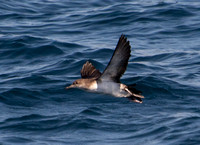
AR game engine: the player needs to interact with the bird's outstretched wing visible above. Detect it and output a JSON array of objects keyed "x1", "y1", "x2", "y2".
[
  {"x1": 81, "y1": 61, "x2": 101, "y2": 79},
  {"x1": 99, "y1": 35, "x2": 131, "y2": 83}
]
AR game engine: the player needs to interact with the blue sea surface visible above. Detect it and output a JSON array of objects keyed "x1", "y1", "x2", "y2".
[{"x1": 0, "y1": 0, "x2": 200, "y2": 144}]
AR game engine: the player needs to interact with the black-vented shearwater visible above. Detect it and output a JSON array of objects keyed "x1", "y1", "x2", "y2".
[{"x1": 66, "y1": 35, "x2": 144, "y2": 103}]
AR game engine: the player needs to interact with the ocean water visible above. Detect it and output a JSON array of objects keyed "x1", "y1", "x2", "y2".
[{"x1": 0, "y1": 0, "x2": 200, "y2": 144}]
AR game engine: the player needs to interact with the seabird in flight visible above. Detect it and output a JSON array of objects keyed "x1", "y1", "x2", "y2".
[{"x1": 66, "y1": 35, "x2": 144, "y2": 103}]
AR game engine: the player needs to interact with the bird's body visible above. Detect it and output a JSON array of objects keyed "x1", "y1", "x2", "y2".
[{"x1": 66, "y1": 35, "x2": 144, "y2": 103}]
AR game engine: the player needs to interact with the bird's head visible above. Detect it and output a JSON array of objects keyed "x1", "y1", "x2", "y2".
[
  {"x1": 66, "y1": 79, "x2": 85, "y2": 89},
  {"x1": 66, "y1": 79, "x2": 95, "y2": 90}
]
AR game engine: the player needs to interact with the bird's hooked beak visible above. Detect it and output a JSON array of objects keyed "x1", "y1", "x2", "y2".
[{"x1": 66, "y1": 84, "x2": 75, "y2": 89}]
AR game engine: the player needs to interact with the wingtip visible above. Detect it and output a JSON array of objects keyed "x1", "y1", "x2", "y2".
[
  {"x1": 119, "y1": 34, "x2": 129, "y2": 44},
  {"x1": 120, "y1": 34, "x2": 125, "y2": 39},
  {"x1": 85, "y1": 61, "x2": 90, "y2": 64},
  {"x1": 83, "y1": 61, "x2": 92, "y2": 68}
]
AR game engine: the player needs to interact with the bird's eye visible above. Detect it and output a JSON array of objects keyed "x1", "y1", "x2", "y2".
[{"x1": 73, "y1": 81, "x2": 78, "y2": 85}]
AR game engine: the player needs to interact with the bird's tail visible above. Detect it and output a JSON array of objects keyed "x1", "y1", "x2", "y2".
[
  {"x1": 127, "y1": 86, "x2": 144, "y2": 98},
  {"x1": 125, "y1": 86, "x2": 144, "y2": 103}
]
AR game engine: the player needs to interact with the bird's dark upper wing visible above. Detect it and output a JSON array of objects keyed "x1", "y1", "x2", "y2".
[
  {"x1": 81, "y1": 61, "x2": 101, "y2": 79},
  {"x1": 98, "y1": 35, "x2": 131, "y2": 83}
]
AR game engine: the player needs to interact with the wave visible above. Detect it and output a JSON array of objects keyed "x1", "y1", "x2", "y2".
[{"x1": 1, "y1": 0, "x2": 200, "y2": 144}]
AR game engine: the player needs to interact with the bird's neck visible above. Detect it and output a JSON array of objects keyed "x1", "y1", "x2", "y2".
[{"x1": 82, "y1": 79, "x2": 98, "y2": 90}]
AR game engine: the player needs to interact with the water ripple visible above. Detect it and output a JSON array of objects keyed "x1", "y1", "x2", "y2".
[{"x1": 0, "y1": 0, "x2": 200, "y2": 144}]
